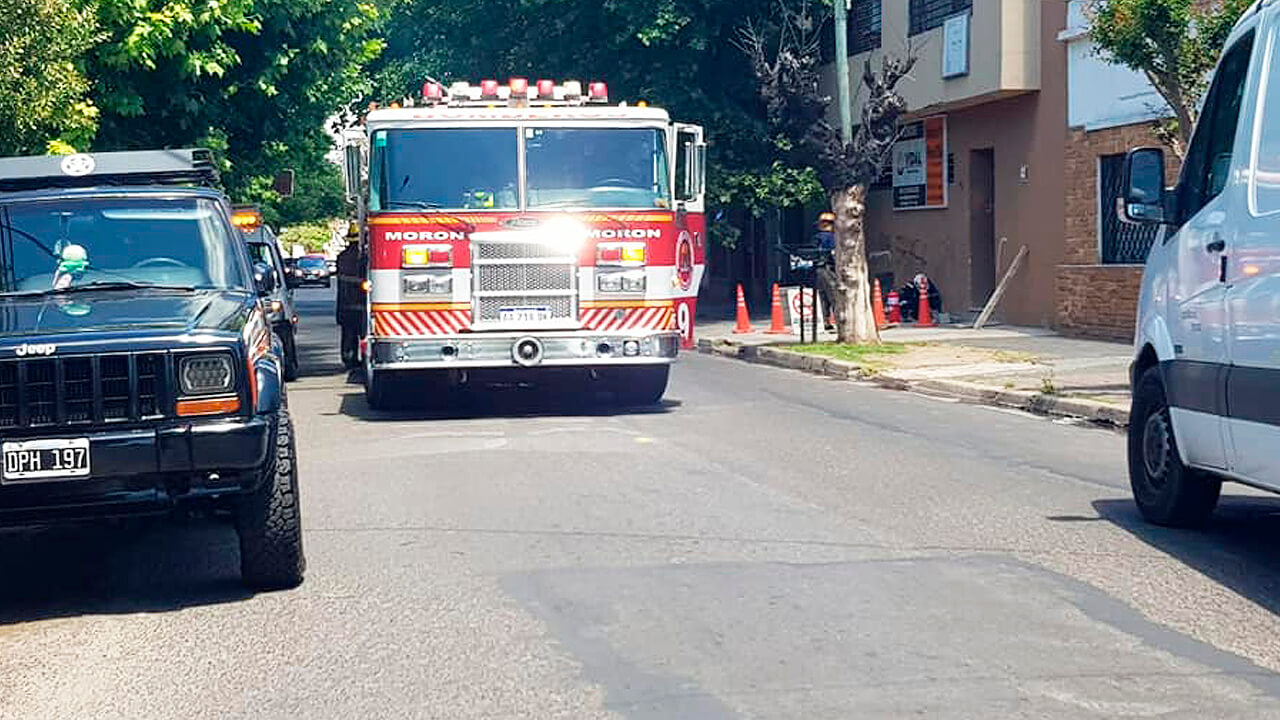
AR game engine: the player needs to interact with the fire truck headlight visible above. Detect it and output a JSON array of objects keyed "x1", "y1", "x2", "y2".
[
  {"x1": 597, "y1": 272, "x2": 623, "y2": 293},
  {"x1": 404, "y1": 271, "x2": 452, "y2": 296},
  {"x1": 597, "y1": 270, "x2": 645, "y2": 293}
]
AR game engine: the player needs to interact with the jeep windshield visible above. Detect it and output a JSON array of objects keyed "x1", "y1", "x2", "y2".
[
  {"x1": 368, "y1": 126, "x2": 671, "y2": 211},
  {"x1": 0, "y1": 197, "x2": 249, "y2": 295}
]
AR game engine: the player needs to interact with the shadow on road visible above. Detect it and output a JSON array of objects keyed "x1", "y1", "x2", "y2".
[
  {"x1": 1094, "y1": 494, "x2": 1280, "y2": 618},
  {"x1": 337, "y1": 385, "x2": 680, "y2": 422},
  {"x1": 0, "y1": 517, "x2": 252, "y2": 626}
]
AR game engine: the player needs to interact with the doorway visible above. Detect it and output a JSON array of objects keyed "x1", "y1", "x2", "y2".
[{"x1": 969, "y1": 149, "x2": 996, "y2": 309}]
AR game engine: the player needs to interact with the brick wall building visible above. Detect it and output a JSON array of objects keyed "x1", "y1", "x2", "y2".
[{"x1": 1057, "y1": 123, "x2": 1181, "y2": 339}]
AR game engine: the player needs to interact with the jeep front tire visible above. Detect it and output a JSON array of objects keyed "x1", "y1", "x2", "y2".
[{"x1": 235, "y1": 407, "x2": 306, "y2": 590}]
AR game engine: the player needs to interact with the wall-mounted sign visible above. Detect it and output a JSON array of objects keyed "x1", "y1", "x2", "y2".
[
  {"x1": 943, "y1": 11, "x2": 970, "y2": 79},
  {"x1": 892, "y1": 116, "x2": 948, "y2": 211}
]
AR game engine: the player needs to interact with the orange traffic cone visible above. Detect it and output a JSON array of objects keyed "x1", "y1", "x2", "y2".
[
  {"x1": 917, "y1": 277, "x2": 936, "y2": 327},
  {"x1": 872, "y1": 278, "x2": 887, "y2": 329},
  {"x1": 732, "y1": 283, "x2": 754, "y2": 334},
  {"x1": 765, "y1": 283, "x2": 788, "y2": 334}
]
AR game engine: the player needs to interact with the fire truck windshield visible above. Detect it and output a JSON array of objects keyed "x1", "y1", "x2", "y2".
[
  {"x1": 369, "y1": 126, "x2": 671, "y2": 212},
  {"x1": 525, "y1": 127, "x2": 670, "y2": 209},
  {"x1": 370, "y1": 128, "x2": 520, "y2": 211}
]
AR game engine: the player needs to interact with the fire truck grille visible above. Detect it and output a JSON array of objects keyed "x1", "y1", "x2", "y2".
[
  {"x1": 0, "y1": 352, "x2": 168, "y2": 430},
  {"x1": 475, "y1": 296, "x2": 575, "y2": 322},
  {"x1": 475, "y1": 264, "x2": 574, "y2": 293},
  {"x1": 471, "y1": 236, "x2": 578, "y2": 325},
  {"x1": 475, "y1": 241, "x2": 573, "y2": 261}
]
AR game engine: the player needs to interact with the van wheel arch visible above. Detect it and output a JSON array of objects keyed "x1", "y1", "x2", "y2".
[{"x1": 1133, "y1": 344, "x2": 1160, "y2": 390}]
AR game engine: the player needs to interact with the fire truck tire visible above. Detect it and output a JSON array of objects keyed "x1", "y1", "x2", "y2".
[
  {"x1": 612, "y1": 365, "x2": 670, "y2": 406},
  {"x1": 366, "y1": 369, "x2": 397, "y2": 410},
  {"x1": 235, "y1": 407, "x2": 305, "y2": 591}
]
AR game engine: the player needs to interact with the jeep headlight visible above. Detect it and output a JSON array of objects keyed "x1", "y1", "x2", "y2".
[
  {"x1": 179, "y1": 354, "x2": 235, "y2": 395},
  {"x1": 403, "y1": 271, "x2": 452, "y2": 296}
]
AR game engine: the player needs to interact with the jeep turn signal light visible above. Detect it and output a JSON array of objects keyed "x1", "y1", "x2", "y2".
[{"x1": 176, "y1": 396, "x2": 241, "y2": 417}]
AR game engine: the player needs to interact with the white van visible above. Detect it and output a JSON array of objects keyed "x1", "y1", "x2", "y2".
[{"x1": 1122, "y1": 0, "x2": 1280, "y2": 525}]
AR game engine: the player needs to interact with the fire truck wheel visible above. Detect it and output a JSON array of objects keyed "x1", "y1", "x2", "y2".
[
  {"x1": 235, "y1": 407, "x2": 305, "y2": 591},
  {"x1": 366, "y1": 369, "x2": 398, "y2": 410},
  {"x1": 612, "y1": 365, "x2": 670, "y2": 406}
]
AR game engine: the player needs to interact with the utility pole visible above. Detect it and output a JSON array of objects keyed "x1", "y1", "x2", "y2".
[{"x1": 833, "y1": 0, "x2": 853, "y2": 144}]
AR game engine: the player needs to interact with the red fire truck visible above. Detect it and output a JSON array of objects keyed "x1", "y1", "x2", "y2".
[{"x1": 340, "y1": 78, "x2": 706, "y2": 408}]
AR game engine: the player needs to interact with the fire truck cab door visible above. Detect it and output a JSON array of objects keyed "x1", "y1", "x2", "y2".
[{"x1": 674, "y1": 124, "x2": 706, "y2": 212}]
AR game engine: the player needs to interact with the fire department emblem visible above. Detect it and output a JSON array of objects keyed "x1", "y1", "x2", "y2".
[{"x1": 676, "y1": 231, "x2": 694, "y2": 291}]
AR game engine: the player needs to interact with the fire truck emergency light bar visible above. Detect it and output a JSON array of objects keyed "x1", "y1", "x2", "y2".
[
  {"x1": 420, "y1": 78, "x2": 611, "y2": 108},
  {"x1": 0, "y1": 148, "x2": 219, "y2": 192}
]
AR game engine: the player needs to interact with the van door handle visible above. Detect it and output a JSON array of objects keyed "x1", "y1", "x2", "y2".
[{"x1": 1206, "y1": 236, "x2": 1226, "y2": 253}]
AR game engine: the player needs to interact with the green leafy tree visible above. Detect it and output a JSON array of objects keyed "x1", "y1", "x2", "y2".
[
  {"x1": 1088, "y1": 0, "x2": 1252, "y2": 158},
  {"x1": 279, "y1": 222, "x2": 335, "y2": 253},
  {"x1": 0, "y1": 0, "x2": 100, "y2": 155},
  {"x1": 84, "y1": 0, "x2": 382, "y2": 222}
]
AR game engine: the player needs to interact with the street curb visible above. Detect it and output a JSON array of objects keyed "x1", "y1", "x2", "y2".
[{"x1": 696, "y1": 338, "x2": 1129, "y2": 428}]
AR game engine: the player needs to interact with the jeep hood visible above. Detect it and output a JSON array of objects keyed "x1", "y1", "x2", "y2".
[{"x1": 0, "y1": 289, "x2": 254, "y2": 339}]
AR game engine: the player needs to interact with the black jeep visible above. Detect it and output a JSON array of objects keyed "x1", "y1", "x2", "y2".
[{"x1": 0, "y1": 149, "x2": 304, "y2": 590}]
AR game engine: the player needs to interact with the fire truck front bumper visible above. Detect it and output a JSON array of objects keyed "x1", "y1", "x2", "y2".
[{"x1": 369, "y1": 330, "x2": 680, "y2": 370}]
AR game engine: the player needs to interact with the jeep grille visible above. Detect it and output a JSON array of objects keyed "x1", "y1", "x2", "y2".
[{"x1": 0, "y1": 352, "x2": 167, "y2": 429}]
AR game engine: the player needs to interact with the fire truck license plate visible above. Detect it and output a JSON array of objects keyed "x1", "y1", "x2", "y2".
[
  {"x1": 499, "y1": 306, "x2": 552, "y2": 323},
  {"x1": 2, "y1": 438, "x2": 91, "y2": 482}
]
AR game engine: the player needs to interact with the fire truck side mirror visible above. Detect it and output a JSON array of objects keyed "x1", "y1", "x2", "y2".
[
  {"x1": 676, "y1": 130, "x2": 697, "y2": 203},
  {"x1": 343, "y1": 144, "x2": 362, "y2": 201}
]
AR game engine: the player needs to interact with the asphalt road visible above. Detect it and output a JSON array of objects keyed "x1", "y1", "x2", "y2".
[{"x1": 6, "y1": 288, "x2": 1280, "y2": 718}]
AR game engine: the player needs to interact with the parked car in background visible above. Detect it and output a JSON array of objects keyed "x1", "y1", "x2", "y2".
[{"x1": 295, "y1": 255, "x2": 331, "y2": 288}]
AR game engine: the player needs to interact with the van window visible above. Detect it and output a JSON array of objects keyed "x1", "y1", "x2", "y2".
[
  {"x1": 1254, "y1": 28, "x2": 1280, "y2": 214},
  {"x1": 1181, "y1": 32, "x2": 1255, "y2": 218}
]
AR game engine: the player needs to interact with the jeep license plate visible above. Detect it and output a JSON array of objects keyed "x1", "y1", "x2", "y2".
[
  {"x1": 1, "y1": 438, "x2": 90, "y2": 482},
  {"x1": 499, "y1": 306, "x2": 552, "y2": 323}
]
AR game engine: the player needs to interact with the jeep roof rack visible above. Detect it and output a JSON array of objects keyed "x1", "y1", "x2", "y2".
[{"x1": 0, "y1": 149, "x2": 219, "y2": 193}]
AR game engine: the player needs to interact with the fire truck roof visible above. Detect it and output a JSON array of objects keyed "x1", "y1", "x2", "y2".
[{"x1": 364, "y1": 105, "x2": 671, "y2": 127}]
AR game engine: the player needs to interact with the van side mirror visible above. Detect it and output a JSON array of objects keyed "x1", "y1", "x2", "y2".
[{"x1": 1121, "y1": 147, "x2": 1167, "y2": 224}]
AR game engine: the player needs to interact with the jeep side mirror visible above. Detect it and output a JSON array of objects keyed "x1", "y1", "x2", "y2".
[
  {"x1": 1121, "y1": 147, "x2": 1167, "y2": 224},
  {"x1": 253, "y1": 262, "x2": 277, "y2": 295}
]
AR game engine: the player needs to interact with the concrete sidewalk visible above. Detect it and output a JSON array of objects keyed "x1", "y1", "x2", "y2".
[{"x1": 695, "y1": 317, "x2": 1133, "y2": 426}]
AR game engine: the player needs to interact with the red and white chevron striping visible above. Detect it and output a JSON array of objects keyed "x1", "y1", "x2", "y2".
[
  {"x1": 374, "y1": 310, "x2": 471, "y2": 336},
  {"x1": 580, "y1": 306, "x2": 675, "y2": 332}
]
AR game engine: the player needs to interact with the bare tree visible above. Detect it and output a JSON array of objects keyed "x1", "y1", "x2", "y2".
[{"x1": 738, "y1": 0, "x2": 916, "y2": 344}]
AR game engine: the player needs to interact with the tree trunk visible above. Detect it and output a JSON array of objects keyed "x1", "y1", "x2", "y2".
[{"x1": 830, "y1": 184, "x2": 880, "y2": 345}]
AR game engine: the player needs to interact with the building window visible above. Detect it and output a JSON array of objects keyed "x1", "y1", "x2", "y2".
[
  {"x1": 1099, "y1": 153, "x2": 1159, "y2": 264},
  {"x1": 850, "y1": 0, "x2": 882, "y2": 55},
  {"x1": 909, "y1": 0, "x2": 972, "y2": 36}
]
